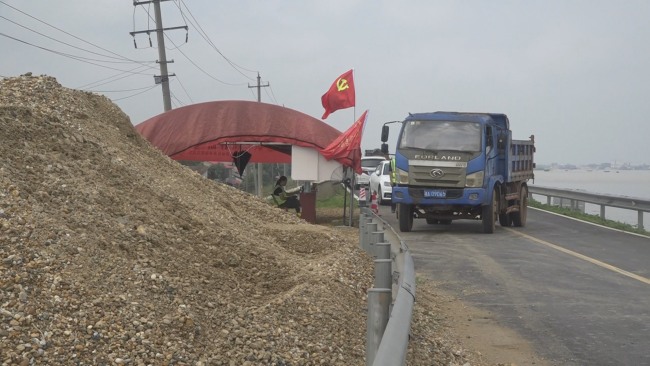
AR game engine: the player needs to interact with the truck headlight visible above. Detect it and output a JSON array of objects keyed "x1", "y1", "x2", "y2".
[
  {"x1": 383, "y1": 181, "x2": 391, "y2": 187},
  {"x1": 465, "y1": 171, "x2": 484, "y2": 188},
  {"x1": 397, "y1": 168, "x2": 409, "y2": 184}
]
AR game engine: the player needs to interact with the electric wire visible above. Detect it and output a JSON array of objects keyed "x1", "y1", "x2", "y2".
[
  {"x1": 139, "y1": 9, "x2": 247, "y2": 86},
  {"x1": 76, "y1": 65, "x2": 152, "y2": 89},
  {"x1": 0, "y1": 1, "x2": 157, "y2": 69},
  {"x1": 170, "y1": 91, "x2": 185, "y2": 107},
  {"x1": 111, "y1": 84, "x2": 159, "y2": 101},
  {"x1": 0, "y1": 32, "x2": 158, "y2": 75},
  {"x1": 175, "y1": 75, "x2": 193, "y2": 103},
  {"x1": 265, "y1": 86, "x2": 279, "y2": 105},
  {"x1": 86, "y1": 85, "x2": 158, "y2": 93},
  {"x1": 248, "y1": 88, "x2": 257, "y2": 100},
  {"x1": 162, "y1": 29, "x2": 247, "y2": 86},
  {"x1": 1, "y1": 15, "x2": 153, "y2": 64},
  {"x1": 177, "y1": 0, "x2": 257, "y2": 80}
]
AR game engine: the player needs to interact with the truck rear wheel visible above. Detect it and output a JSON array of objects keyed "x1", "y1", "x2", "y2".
[
  {"x1": 512, "y1": 186, "x2": 528, "y2": 227},
  {"x1": 398, "y1": 204, "x2": 413, "y2": 232},
  {"x1": 482, "y1": 190, "x2": 497, "y2": 234}
]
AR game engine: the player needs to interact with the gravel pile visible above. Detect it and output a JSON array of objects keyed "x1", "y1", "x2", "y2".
[{"x1": 0, "y1": 74, "x2": 482, "y2": 366}]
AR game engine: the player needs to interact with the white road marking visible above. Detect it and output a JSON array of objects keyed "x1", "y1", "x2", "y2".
[{"x1": 507, "y1": 228, "x2": 650, "y2": 285}]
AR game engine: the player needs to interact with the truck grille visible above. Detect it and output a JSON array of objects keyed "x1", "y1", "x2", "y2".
[{"x1": 409, "y1": 165, "x2": 466, "y2": 188}]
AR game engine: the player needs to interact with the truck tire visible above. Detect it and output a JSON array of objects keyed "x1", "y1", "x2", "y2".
[
  {"x1": 398, "y1": 204, "x2": 413, "y2": 232},
  {"x1": 482, "y1": 190, "x2": 497, "y2": 234},
  {"x1": 512, "y1": 186, "x2": 528, "y2": 227},
  {"x1": 377, "y1": 187, "x2": 383, "y2": 205}
]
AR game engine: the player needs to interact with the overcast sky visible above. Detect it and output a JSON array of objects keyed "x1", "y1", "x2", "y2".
[{"x1": 2, "y1": 1, "x2": 649, "y2": 165}]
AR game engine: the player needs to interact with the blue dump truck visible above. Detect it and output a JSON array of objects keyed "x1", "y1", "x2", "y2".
[{"x1": 380, "y1": 112, "x2": 535, "y2": 233}]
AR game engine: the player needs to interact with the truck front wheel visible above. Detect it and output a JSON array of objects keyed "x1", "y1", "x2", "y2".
[
  {"x1": 398, "y1": 204, "x2": 413, "y2": 232},
  {"x1": 482, "y1": 190, "x2": 497, "y2": 234},
  {"x1": 512, "y1": 186, "x2": 528, "y2": 227}
]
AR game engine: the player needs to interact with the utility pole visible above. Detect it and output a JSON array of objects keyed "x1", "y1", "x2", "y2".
[
  {"x1": 248, "y1": 73, "x2": 270, "y2": 197},
  {"x1": 130, "y1": 0, "x2": 187, "y2": 112}
]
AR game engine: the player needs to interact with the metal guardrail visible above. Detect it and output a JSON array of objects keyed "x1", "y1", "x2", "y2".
[
  {"x1": 528, "y1": 185, "x2": 650, "y2": 230},
  {"x1": 372, "y1": 249, "x2": 415, "y2": 366},
  {"x1": 358, "y1": 206, "x2": 416, "y2": 366}
]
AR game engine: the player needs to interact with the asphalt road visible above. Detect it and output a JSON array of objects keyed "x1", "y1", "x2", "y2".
[{"x1": 378, "y1": 204, "x2": 650, "y2": 366}]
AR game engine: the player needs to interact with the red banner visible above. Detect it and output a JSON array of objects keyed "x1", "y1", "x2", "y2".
[{"x1": 320, "y1": 110, "x2": 368, "y2": 174}]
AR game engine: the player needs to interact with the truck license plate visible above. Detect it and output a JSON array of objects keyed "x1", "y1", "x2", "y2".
[{"x1": 424, "y1": 190, "x2": 446, "y2": 198}]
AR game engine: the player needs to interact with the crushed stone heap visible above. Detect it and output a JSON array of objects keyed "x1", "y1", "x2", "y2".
[{"x1": 0, "y1": 74, "x2": 374, "y2": 365}]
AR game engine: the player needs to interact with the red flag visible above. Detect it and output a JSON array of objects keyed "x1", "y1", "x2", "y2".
[
  {"x1": 320, "y1": 110, "x2": 368, "y2": 174},
  {"x1": 321, "y1": 69, "x2": 355, "y2": 119}
]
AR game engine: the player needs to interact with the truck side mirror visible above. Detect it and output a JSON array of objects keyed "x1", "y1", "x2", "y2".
[
  {"x1": 497, "y1": 132, "x2": 506, "y2": 151},
  {"x1": 381, "y1": 125, "x2": 389, "y2": 142},
  {"x1": 381, "y1": 143, "x2": 389, "y2": 154}
]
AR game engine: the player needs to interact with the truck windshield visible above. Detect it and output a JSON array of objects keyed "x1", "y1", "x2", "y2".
[{"x1": 398, "y1": 120, "x2": 481, "y2": 151}]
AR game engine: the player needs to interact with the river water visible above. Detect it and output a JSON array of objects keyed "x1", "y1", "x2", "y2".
[{"x1": 529, "y1": 169, "x2": 650, "y2": 228}]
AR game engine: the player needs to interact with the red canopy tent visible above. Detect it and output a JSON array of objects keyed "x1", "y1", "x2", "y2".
[{"x1": 135, "y1": 100, "x2": 342, "y2": 164}]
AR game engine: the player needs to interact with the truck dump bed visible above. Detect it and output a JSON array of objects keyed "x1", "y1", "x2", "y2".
[{"x1": 508, "y1": 137, "x2": 535, "y2": 182}]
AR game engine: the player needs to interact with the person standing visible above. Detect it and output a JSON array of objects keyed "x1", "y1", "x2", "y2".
[
  {"x1": 272, "y1": 176, "x2": 302, "y2": 214},
  {"x1": 389, "y1": 156, "x2": 397, "y2": 213}
]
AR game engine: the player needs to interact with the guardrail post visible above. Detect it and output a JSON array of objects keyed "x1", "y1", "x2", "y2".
[
  {"x1": 600, "y1": 204, "x2": 606, "y2": 220},
  {"x1": 374, "y1": 259, "x2": 393, "y2": 289},
  {"x1": 365, "y1": 223, "x2": 377, "y2": 252},
  {"x1": 366, "y1": 288, "x2": 391, "y2": 366},
  {"x1": 547, "y1": 195, "x2": 551, "y2": 205},
  {"x1": 359, "y1": 211, "x2": 367, "y2": 250},
  {"x1": 374, "y1": 242, "x2": 391, "y2": 260},
  {"x1": 370, "y1": 231, "x2": 384, "y2": 256},
  {"x1": 361, "y1": 216, "x2": 372, "y2": 252},
  {"x1": 638, "y1": 210, "x2": 644, "y2": 230}
]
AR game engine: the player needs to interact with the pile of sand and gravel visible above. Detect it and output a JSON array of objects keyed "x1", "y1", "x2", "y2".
[{"x1": 0, "y1": 74, "x2": 482, "y2": 366}]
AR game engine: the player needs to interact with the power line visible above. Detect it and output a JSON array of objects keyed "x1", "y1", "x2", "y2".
[
  {"x1": 177, "y1": 0, "x2": 257, "y2": 80},
  {"x1": 76, "y1": 65, "x2": 152, "y2": 89},
  {"x1": 0, "y1": 32, "x2": 158, "y2": 74},
  {"x1": 86, "y1": 85, "x2": 158, "y2": 93},
  {"x1": 170, "y1": 91, "x2": 184, "y2": 107},
  {"x1": 0, "y1": 1, "x2": 155, "y2": 68},
  {"x1": 175, "y1": 75, "x2": 193, "y2": 103},
  {"x1": 111, "y1": 84, "x2": 160, "y2": 101},
  {"x1": 266, "y1": 85, "x2": 280, "y2": 105},
  {"x1": 137, "y1": 6, "x2": 247, "y2": 87},
  {"x1": 162, "y1": 29, "x2": 247, "y2": 86},
  {"x1": 0, "y1": 15, "x2": 153, "y2": 64}
]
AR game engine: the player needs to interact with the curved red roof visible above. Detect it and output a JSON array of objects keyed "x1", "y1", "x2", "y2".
[{"x1": 135, "y1": 100, "x2": 341, "y2": 163}]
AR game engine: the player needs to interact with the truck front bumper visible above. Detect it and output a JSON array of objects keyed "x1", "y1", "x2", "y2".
[{"x1": 391, "y1": 186, "x2": 487, "y2": 206}]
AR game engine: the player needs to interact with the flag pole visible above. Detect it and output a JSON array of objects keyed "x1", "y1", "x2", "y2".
[{"x1": 349, "y1": 68, "x2": 356, "y2": 227}]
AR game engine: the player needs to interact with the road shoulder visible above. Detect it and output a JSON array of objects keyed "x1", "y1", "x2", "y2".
[{"x1": 411, "y1": 276, "x2": 552, "y2": 366}]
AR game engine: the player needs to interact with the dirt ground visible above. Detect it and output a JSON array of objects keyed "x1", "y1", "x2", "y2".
[{"x1": 1, "y1": 74, "x2": 547, "y2": 365}]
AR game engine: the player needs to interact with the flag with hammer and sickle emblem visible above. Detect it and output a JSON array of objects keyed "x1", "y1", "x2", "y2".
[{"x1": 321, "y1": 69, "x2": 355, "y2": 119}]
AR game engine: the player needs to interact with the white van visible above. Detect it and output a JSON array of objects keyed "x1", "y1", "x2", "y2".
[{"x1": 356, "y1": 156, "x2": 385, "y2": 188}]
